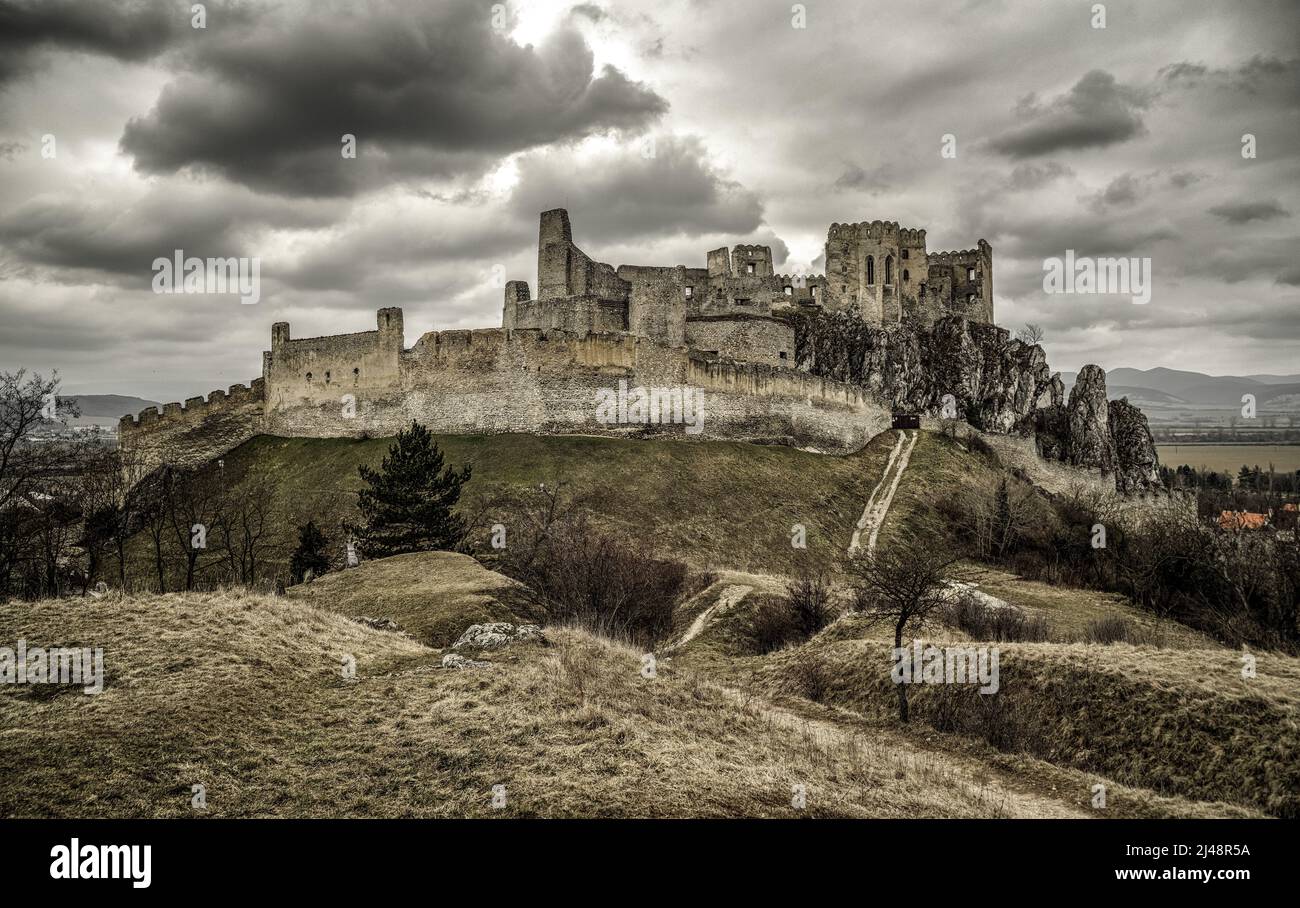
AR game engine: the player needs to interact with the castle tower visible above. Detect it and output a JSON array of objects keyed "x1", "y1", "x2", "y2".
[{"x1": 538, "y1": 208, "x2": 575, "y2": 299}]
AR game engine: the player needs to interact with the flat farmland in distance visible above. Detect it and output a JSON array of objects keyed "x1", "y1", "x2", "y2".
[{"x1": 1157, "y1": 444, "x2": 1300, "y2": 472}]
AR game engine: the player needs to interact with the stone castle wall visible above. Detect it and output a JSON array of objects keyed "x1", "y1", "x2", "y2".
[
  {"x1": 118, "y1": 380, "x2": 267, "y2": 472},
  {"x1": 120, "y1": 312, "x2": 892, "y2": 478}
]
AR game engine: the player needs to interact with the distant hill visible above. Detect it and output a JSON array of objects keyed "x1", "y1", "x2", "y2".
[
  {"x1": 58, "y1": 394, "x2": 160, "y2": 419},
  {"x1": 1060, "y1": 369, "x2": 1300, "y2": 411}
]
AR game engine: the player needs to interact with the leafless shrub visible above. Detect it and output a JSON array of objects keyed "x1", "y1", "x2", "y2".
[
  {"x1": 1083, "y1": 616, "x2": 1156, "y2": 646},
  {"x1": 943, "y1": 594, "x2": 1051, "y2": 642},
  {"x1": 789, "y1": 650, "x2": 832, "y2": 702},
  {"x1": 498, "y1": 494, "x2": 685, "y2": 648}
]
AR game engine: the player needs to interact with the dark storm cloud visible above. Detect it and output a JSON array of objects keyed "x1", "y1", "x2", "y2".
[
  {"x1": 0, "y1": 0, "x2": 176, "y2": 79},
  {"x1": 1208, "y1": 201, "x2": 1290, "y2": 224},
  {"x1": 988, "y1": 71, "x2": 1150, "y2": 158},
  {"x1": 0, "y1": 187, "x2": 341, "y2": 282},
  {"x1": 0, "y1": 0, "x2": 245, "y2": 84},
  {"x1": 508, "y1": 136, "x2": 764, "y2": 242},
  {"x1": 1160, "y1": 54, "x2": 1300, "y2": 96},
  {"x1": 280, "y1": 210, "x2": 533, "y2": 294},
  {"x1": 118, "y1": 0, "x2": 667, "y2": 197}
]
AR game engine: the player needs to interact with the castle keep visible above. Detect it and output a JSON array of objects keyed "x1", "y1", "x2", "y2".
[
  {"x1": 503, "y1": 209, "x2": 994, "y2": 367},
  {"x1": 118, "y1": 209, "x2": 1016, "y2": 481}
]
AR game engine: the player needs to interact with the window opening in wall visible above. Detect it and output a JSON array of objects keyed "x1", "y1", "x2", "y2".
[
  {"x1": 734, "y1": 298, "x2": 752, "y2": 306},
  {"x1": 684, "y1": 285, "x2": 694, "y2": 299},
  {"x1": 746, "y1": 262, "x2": 755, "y2": 275},
  {"x1": 784, "y1": 285, "x2": 793, "y2": 295},
  {"x1": 779, "y1": 351, "x2": 788, "y2": 360},
  {"x1": 305, "y1": 372, "x2": 312, "y2": 382},
  {"x1": 885, "y1": 255, "x2": 894, "y2": 284},
  {"x1": 967, "y1": 266, "x2": 976, "y2": 280},
  {"x1": 866, "y1": 256, "x2": 875, "y2": 284},
  {"x1": 902, "y1": 249, "x2": 909, "y2": 259},
  {"x1": 903, "y1": 269, "x2": 909, "y2": 282}
]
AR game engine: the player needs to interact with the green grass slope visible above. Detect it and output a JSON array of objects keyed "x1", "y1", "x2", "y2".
[{"x1": 206, "y1": 432, "x2": 903, "y2": 575}]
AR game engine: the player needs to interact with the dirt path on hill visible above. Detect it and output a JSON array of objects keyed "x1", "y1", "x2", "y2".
[
  {"x1": 849, "y1": 430, "x2": 918, "y2": 557},
  {"x1": 667, "y1": 584, "x2": 752, "y2": 650}
]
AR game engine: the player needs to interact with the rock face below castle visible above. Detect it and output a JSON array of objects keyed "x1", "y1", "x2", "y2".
[
  {"x1": 793, "y1": 312, "x2": 1162, "y2": 494},
  {"x1": 118, "y1": 209, "x2": 1159, "y2": 495}
]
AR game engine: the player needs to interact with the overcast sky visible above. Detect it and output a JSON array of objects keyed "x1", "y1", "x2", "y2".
[{"x1": 0, "y1": 0, "x2": 1297, "y2": 401}]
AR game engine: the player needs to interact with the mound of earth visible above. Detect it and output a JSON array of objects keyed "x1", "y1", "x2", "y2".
[{"x1": 285, "y1": 550, "x2": 538, "y2": 647}]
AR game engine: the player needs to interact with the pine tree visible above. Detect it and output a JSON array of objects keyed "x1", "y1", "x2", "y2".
[
  {"x1": 290, "y1": 520, "x2": 331, "y2": 584},
  {"x1": 349, "y1": 422, "x2": 470, "y2": 557}
]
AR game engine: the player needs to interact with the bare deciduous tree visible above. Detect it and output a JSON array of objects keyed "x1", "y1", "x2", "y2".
[
  {"x1": 1016, "y1": 323, "x2": 1045, "y2": 345},
  {"x1": 847, "y1": 532, "x2": 963, "y2": 722}
]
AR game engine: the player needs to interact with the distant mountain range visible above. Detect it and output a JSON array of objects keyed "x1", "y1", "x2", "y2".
[
  {"x1": 53, "y1": 395, "x2": 162, "y2": 428},
  {"x1": 1060, "y1": 368, "x2": 1300, "y2": 412}
]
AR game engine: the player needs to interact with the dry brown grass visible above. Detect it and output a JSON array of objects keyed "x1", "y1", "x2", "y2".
[
  {"x1": 751, "y1": 634, "x2": 1298, "y2": 817},
  {"x1": 0, "y1": 586, "x2": 1117, "y2": 818},
  {"x1": 284, "y1": 550, "x2": 536, "y2": 647},
  {"x1": 970, "y1": 566, "x2": 1220, "y2": 648}
]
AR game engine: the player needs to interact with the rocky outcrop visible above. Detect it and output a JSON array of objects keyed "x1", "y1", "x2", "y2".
[
  {"x1": 1108, "y1": 397, "x2": 1161, "y2": 493},
  {"x1": 452, "y1": 622, "x2": 545, "y2": 650},
  {"x1": 793, "y1": 311, "x2": 1162, "y2": 494},
  {"x1": 1036, "y1": 366, "x2": 1161, "y2": 492},
  {"x1": 794, "y1": 312, "x2": 1056, "y2": 433},
  {"x1": 1065, "y1": 364, "x2": 1114, "y2": 472}
]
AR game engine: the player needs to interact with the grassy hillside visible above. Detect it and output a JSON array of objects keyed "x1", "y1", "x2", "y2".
[
  {"x1": 660, "y1": 581, "x2": 1294, "y2": 818},
  {"x1": 164, "y1": 431, "x2": 904, "y2": 578},
  {"x1": 284, "y1": 551, "x2": 537, "y2": 647},
  {"x1": 0, "y1": 582, "x2": 1121, "y2": 819},
  {"x1": 0, "y1": 561, "x2": 1269, "y2": 819},
  {"x1": 35, "y1": 429, "x2": 1290, "y2": 819}
]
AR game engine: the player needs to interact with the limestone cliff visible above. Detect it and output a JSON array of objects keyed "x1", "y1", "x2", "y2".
[{"x1": 792, "y1": 311, "x2": 1161, "y2": 493}]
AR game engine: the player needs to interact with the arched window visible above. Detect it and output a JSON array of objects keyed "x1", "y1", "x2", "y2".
[
  {"x1": 885, "y1": 255, "x2": 894, "y2": 285},
  {"x1": 866, "y1": 256, "x2": 875, "y2": 285}
]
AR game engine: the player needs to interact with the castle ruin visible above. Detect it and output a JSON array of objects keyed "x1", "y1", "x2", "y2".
[
  {"x1": 503, "y1": 209, "x2": 994, "y2": 367},
  {"x1": 120, "y1": 209, "x2": 1152, "y2": 491}
]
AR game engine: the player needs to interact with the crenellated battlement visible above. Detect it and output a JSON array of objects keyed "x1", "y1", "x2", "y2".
[
  {"x1": 928, "y1": 242, "x2": 992, "y2": 265},
  {"x1": 119, "y1": 380, "x2": 266, "y2": 433}
]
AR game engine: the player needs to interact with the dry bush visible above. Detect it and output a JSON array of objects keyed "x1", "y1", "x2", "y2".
[
  {"x1": 787, "y1": 572, "x2": 834, "y2": 638},
  {"x1": 925, "y1": 683, "x2": 1049, "y2": 753},
  {"x1": 943, "y1": 594, "x2": 1051, "y2": 642},
  {"x1": 747, "y1": 597, "x2": 801, "y2": 654},
  {"x1": 510, "y1": 514, "x2": 684, "y2": 649},
  {"x1": 789, "y1": 650, "x2": 832, "y2": 702},
  {"x1": 746, "y1": 574, "x2": 835, "y2": 655},
  {"x1": 1083, "y1": 616, "x2": 1160, "y2": 646}
]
